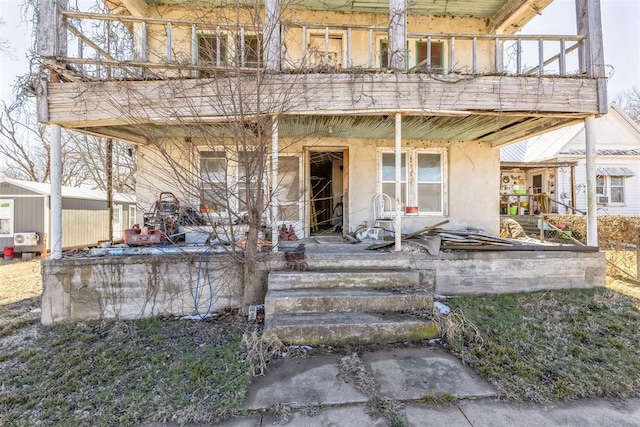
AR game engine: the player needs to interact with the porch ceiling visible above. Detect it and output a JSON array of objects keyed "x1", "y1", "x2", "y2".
[
  {"x1": 81, "y1": 114, "x2": 580, "y2": 147},
  {"x1": 141, "y1": 0, "x2": 509, "y2": 16}
]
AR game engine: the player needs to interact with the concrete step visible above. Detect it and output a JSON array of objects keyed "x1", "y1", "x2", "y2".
[
  {"x1": 266, "y1": 312, "x2": 439, "y2": 345},
  {"x1": 268, "y1": 269, "x2": 420, "y2": 291},
  {"x1": 265, "y1": 287, "x2": 432, "y2": 317}
]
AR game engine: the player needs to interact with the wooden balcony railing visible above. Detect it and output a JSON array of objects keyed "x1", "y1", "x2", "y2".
[{"x1": 54, "y1": 11, "x2": 586, "y2": 81}]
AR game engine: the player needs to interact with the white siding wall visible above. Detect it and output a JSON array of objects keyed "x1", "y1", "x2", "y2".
[{"x1": 562, "y1": 157, "x2": 640, "y2": 215}]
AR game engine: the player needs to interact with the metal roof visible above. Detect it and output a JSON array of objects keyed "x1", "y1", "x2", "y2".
[
  {"x1": 596, "y1": 167, "x2": 635, "y2": 177},
  {"x1": 0, "y1": 178, "x2": 135, "y2": 203},
  {"x1": 561, "y1": 149, "x2": 640, "y2": 156}
]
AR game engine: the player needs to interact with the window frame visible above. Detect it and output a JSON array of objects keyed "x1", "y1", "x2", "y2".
[
  {"x1": 377, "y1": 148, "x2": 448, "y2": 216},
  {"x1": 596, "y1": 174, "x2": 625, "y2": 205},
  {"x1": 415, "y1": 40, "x2": 445, "y2": 72},
  {"x1": 0, "y1": 199, "x2": 15, "y2": 237}
]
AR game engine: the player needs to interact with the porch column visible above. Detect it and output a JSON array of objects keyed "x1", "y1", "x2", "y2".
[
  {"x1": 51, "y1": 124, "x2": 63, "y2": 259},
  {"x1": 271, "y1": 116, "x2": 279, "y2": 251},
  {"x1": 575, "y1": 0, "x2": 607, "y2": 113},
  {"x1": 388, "y1": 0, "x2": 407, "y2": 70},
  {"x1": 585, "y1": 115, "x2": 597, "y2": 247},
  {"x1": 394, "y1": 113, "x2": 402, "y2": 252},
  {"x1": 265, "y1": 0, "x2": 281, "y2": 71}
]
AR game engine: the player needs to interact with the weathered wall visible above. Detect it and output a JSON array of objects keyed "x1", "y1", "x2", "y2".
[
  {"x1": 41, "y1": 254, "x2": 244, "y2": 324},
  {"x1": 41, "y1": 249, "x2": 606, "y2": 323},
  {"x1": 141, "y1": 6, "x2": 494, "y2": 72},
  {"x1": 431, "y1": 251, "x2": 606, "y2": 295},
  {"x1": 136, "y1": 136, "x2": 500, "y2": 237}
]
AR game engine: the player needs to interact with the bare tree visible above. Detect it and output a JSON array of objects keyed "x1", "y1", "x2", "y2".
[
  {"x1": 614, "y1": 86, "x2": 640, "y2": 125},
  {"x1": 0, "y1": 18, "x2": 12, "y2": 57},
  {"x1": 0, "y1": 99, "x2": 136, "y2": 190},
  {"x1": 66, "y1": 1, "x2": 315, "y2": 310}
]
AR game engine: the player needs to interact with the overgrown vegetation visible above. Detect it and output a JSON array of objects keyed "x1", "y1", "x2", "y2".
[
  {"x1": 0, "y1": 314, "x2": 251, "y2": 426},
  {"x1": 445, "y1": 288, "x2": 640, "y2": 402}
]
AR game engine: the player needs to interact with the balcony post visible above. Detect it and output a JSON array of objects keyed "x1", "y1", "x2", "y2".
[
  {"x1": 585, "y1": 115, "x2": 597, "y2": 247},
  {"x1": 50, "y1": 124, "x2": 63, "y2": 259},
  {"x1": 394, "y1": 113, "x2": 402, "y2": 252},
  {"x1": 265, "y1": 0, "x2": 282, "y2": 71},
  {"x1": 388, "y1": 0, "x2": 407, "y2": 70},
  {"x1": 575, "y1": 0, "x2": 607, "y2": 113},
  {"x1": 271, "y1": 116, "x2": 279, "y2": 251},
  {"x1": 37, "y1": 0, "x2": 67, "y2": 58}
]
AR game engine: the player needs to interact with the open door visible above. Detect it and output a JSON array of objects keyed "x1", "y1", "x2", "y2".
[{"x1": 308, "y1": 149, "x2": 348, "y2": 235}]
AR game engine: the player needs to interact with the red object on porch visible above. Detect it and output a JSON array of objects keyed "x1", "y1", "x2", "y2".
[{"x1": 3, "y1": 246, "x2": 14, "y2": 261}]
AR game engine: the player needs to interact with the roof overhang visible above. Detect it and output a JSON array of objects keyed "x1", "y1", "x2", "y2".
[
  {"x1": 105, "y1": 0, "x2": 553, "y2": 33},
  {"x1": 501, "y1": 160, "x2": 578, "y2": 169}
]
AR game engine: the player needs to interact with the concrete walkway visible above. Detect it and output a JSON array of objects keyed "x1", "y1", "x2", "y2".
[{"x1": 217, "y1": 347, "x2": 640, "y2": 426}]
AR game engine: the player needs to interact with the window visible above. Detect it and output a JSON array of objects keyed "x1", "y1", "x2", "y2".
[
  {"x1": 0, "y1": 199, "x2": 14, "y2": 237},
  {"x1": 596, "y1": 175, "x2": 625, "y2": 204},
  {"x1": 379, "y1": 149, "x2": 446, "y2": 215},
  {"x1": 381, "y1": 152, "x2": 407, "y2": 208},
  {"x1": 200, "y1": 150, "x2": 261, "y2": 214},
  {"x1": 128, "y1": 205, "x2": 137, "y2": 227},
  {"x1": 610, "y1": 176, "x2": 625, "y2": 203},
  {"x1": 415, "y1": 41, "x2": 444, "y2": 71},
  {"x1": 198, "y1": 34, "x2": 228, "y2": 65},
  {"x1": 236, "y1": 34, "x2": 261, "y2": 67},
  {"x1": 380, "y1": 40, "x2": 409, "y2": 69}
]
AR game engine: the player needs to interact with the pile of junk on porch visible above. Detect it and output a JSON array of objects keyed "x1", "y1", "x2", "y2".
[{"x1": 71, "y1": 190, "x2": 597, "y2": 262}]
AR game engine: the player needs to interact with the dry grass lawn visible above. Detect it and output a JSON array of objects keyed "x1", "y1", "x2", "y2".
[{"x1": 0, "y1": 259, "x2": 42, "y2": 305}]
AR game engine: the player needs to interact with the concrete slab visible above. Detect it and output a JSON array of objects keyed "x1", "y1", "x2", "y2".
[
  {"x1": 362, "y1": 348, "x2": 497, "y2": 400},
  {"x1": 261, "y1": 404, "x2": 387, "y2": 426},
  {"x1": 241, "y1": 355, "x2": 368, "y2": 410},
  {"x1": 405, "y1": 404, "x2": 472, "y2": 427},
  {"x1": 459, "y1": 398, "x2": 640, "y2": 427}
]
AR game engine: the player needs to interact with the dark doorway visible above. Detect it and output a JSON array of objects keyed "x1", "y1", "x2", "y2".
[{"x1": 309, "y1": 151, "x2": 344, "y2": 234}]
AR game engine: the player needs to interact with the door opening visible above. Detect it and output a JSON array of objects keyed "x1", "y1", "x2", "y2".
[{"x1": 309, "y1": 151, "x2": 344, "y2": 235}]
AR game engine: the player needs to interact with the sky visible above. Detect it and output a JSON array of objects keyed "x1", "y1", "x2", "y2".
[{"x1": 0, "y1": 0, "x2": 638, "y2": 104}]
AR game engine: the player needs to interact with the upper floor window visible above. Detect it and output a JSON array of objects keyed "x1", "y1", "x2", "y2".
[
  {"x1": 415, "y1": 41, "x2": 444, "y2": 72},
  {"x1": 198, "y1": 34, "x2": 228, "y2": 67},
  {"x1": 198, "y1": 32, "x2": 262, "y2": 72}
]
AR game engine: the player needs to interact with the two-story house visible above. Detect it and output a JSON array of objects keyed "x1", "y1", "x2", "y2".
[{"x1": 37, "y1": 1, "x2": 608, "y2": 340}]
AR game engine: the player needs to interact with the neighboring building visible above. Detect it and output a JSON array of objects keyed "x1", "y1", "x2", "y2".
[
  {"x1": 0, "y1": 178, "x2": 136, "y2": 252},
  {"x1": 501, "y1": 105, "x2": 640, "y2": 215},
  {"x1": 36, "y1": 0, "x2": 607, "y2": 241}
]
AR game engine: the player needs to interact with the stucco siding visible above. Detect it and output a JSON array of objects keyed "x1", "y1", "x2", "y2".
[{"x1": 136, "y1": 136, "x2": 500, "y2": 237}]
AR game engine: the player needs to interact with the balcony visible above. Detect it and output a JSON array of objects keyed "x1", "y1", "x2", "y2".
[
  {"x1": 37, "y1": 9, "x2": 605, "y2": 146},
  {"x1": 52, "y1": 11, "x2": 588, "y2": 80}
]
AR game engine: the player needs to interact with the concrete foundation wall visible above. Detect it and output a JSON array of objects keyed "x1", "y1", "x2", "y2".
[
  {"x1": 41, "y1": 255, "x2": 244, "y2": 325},
  {"x1": 41, "y1": 249, "x2": 605, "y2": 324}
]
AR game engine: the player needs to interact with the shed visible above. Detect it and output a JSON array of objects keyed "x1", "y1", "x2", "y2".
[{"x1": 0, "y1": 178, "x2": 136, "y2": 253}]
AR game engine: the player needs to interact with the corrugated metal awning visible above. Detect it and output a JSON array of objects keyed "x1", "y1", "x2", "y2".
[{"x1": 596, "y1": 167, "x2": 635, "y2": 177}]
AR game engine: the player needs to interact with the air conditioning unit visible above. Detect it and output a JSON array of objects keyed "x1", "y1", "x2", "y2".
[
  {"x1": 596, "y1": 196, "x2": 609, "y2": 205},
  {"x1": 14, "y1": 232, "x2": 40, "y2": 246}
]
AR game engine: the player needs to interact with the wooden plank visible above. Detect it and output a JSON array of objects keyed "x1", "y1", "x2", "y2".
[
  {"x1": 442, "y1": 244, "x2": 599, "y2": 252},
  {"x1": 38, "y1": 0, "x2": 68, "y2": 57},
  {"x1": 366, "y1": 220, "x2": 449, "y2": 250},
  {"x1": 45, "y1": 74, "x2": 601, "y2": 128}
]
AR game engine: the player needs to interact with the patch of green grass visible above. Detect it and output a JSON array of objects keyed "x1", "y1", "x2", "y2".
[
  {"x1": 420, "y1": 392, "x2": 456, "y2": 405},
  {"x1": 446, "y1": 288, "x2": 640, "y2": 402},
  {"x1": 0, "y1": 316, "x2": 251, "y2": 426}
]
